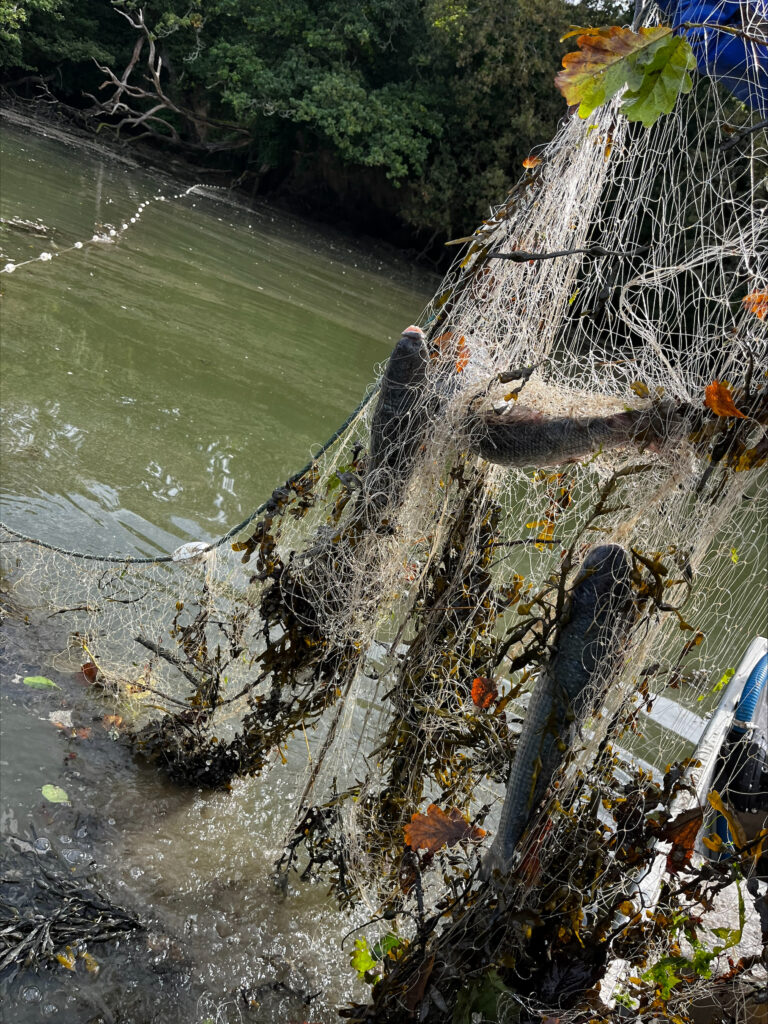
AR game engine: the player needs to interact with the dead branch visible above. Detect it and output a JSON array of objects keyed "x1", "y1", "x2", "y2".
[{"x1": 83, "y1": 6, "x2": 250, "y2": 153}]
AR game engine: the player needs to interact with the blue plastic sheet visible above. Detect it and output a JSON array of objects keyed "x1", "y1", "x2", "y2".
[{"x1": 655, "y1": 1, "x2": 768, "y2": 114}]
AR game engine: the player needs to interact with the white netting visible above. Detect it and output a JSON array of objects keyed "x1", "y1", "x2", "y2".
[{"x1": 2, "y1": 23, "x2": 767, "y2": 1022}]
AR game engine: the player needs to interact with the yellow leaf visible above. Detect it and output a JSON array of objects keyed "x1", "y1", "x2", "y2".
[
  {"x1": 80, "y1": 951, "x2": 99, "y2": 973},
  {"x1": 56, "y1": 947, "x2": 76, "y2": 970},
  {"x1": 707, "y1": 790, "x2": 748, "y2": 850},
  {"x1": 125, "y1": 680, "x2": 151, "y2": 699},
  {"x1": 630, "y1": 380, "x2": 650, "y2": 398},
  {"x1": 535, "y1": 522, "x2": 556, "y2": 549},
  {"x1": 561, "y1": 25, "x2": 589, "y2": 41}
]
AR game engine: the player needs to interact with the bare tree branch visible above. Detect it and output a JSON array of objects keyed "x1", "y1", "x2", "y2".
[{"x1": 83, "y1": 7, "x2": 251, "y2": 154}]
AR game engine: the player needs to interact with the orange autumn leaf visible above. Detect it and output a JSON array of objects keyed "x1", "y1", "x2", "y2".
[
  {"x1": 404, "y1": 804, "x2": 485, "y2": 855},
  {"x1": 471, "y1": 676, "x2": 498, "y2": 709},
  {"x1": 680, "y1": 631, "x2": 705, "y2": 658},
  {"x1": 742, "y1": 291, "x2": 768, "y2": 320},
  {"x1": 522, "y1": 155, "x2": 541, "y2": 169},
  {"x1": 661, "y1": 806, "x2": 703, "y2": 874},
  {"x1": 704, "y1": 380, "x2": 747, "y2": 419},
  {"x1": 102, "y1": 714, "x2": 123, "y2": 731},
  {"x1": 81, "y1": 661, "x2": 99, "y2": 683},
  {"x1": 455, "y1": 335, "x2": 469, "y2": 373},
  {"x1": 430, "y1": 331, "x2": 453, "y2": 362}
]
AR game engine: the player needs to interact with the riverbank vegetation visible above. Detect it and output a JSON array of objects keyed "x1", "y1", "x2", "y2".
[{"x1": 1, "y1": 0, "x2": 629, "y2": 258}]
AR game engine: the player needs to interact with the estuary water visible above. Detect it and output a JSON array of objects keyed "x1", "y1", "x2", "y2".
[{"x1": 0, "y1": 112, "x2": 437, "y2": 1024}]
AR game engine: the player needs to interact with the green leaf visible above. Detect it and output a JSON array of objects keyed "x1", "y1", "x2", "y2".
[
  {"x1": 714, "y1": 667, "x2": 735, "y2": 693},
  {"x1": 23, "y1": 675, "x2": 60, "y2": 689},
  {"x1": 350, "y1": 937, "x2": 377, "y2": 980},
  {"x1": 689, "y1": 941, "x2": 715, "y2": 978},
  {"x1": 371, "y1": 932, "x2": 402, "y2": 960},
  {"x1": 620, "y1": 34, "x2": 696, "y2": 128},
  {"x1": 41, "y1": 784, "x2": 70, "y2": 804},
  {"x1": 714, "y1": 878, "x2": 745, "y2": 952},
  {"x1": 642, "y1": 956, "x2": 684, "y2": 999}
]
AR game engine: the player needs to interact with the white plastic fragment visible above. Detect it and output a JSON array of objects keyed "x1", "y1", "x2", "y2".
[{"x1": 172, "y1": 541, "x2": 211, "y2": 564}]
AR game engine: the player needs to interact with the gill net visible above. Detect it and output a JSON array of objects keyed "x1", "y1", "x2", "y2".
[{"x1": 2, "y1": 15, "x2": 767, "y2": 1022}]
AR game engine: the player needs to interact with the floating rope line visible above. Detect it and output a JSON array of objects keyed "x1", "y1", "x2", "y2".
[{"x1": 0, "y1": 183, "x2": 214, "y2": 275}]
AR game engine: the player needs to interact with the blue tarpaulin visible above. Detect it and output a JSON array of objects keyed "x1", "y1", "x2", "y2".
[{"x1": 655, "y1": 1, "x2": 768, "y2": 114}]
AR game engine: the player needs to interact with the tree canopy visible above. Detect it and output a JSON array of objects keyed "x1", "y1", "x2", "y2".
[{"x1": 2, "y1": 0, "x2": 632, "y2": 249}]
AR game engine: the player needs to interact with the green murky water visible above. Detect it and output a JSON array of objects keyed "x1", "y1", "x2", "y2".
[
  {"x1": 1, "y1": 112, "x2": 434, "y2": 554},
  {"x1": 0, "y1": 112, "x2": 437, "y2": 1023}
]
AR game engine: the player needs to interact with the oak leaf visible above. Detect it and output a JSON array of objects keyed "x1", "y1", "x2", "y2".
[
  {"x1": 471, "y1": 676, "x2": 498, "y2": 709},
  {"x1": 742, "y1": 291, "x2": 768, "y2": 320},
  {"x1": 404, "y1": 804, "x2": 485, "y2": 855},
  {"x1": 555, "y1": 26, "x2": 696, "y2": 128},
  {"x1": 704, "y1": 380, "x2": 747, "y2": 419}
]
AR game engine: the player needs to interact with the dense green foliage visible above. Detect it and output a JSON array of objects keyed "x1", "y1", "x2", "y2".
[{"x1": 2, "y1": 0, "x2": 631, "y2": 246}]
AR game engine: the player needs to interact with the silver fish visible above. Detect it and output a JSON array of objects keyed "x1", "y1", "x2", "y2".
[
  {"x1": 484, "y1": 544, "x2": 634, "y2": 877},
  {"x1": 467, "y1": 402, "x2": 680, "y2": 468},
  {"x1": 365, "y1": 326, "x2": 430, "y2": 511}
]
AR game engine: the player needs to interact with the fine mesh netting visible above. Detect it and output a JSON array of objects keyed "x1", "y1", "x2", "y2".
[{"x1": 2, "y1": 13, "x2": 767, "y2": 1021}]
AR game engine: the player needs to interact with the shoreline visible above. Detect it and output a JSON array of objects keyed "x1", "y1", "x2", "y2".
[{"x1": 0, "y1": 95, "x2": 449, "y2": 273}]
